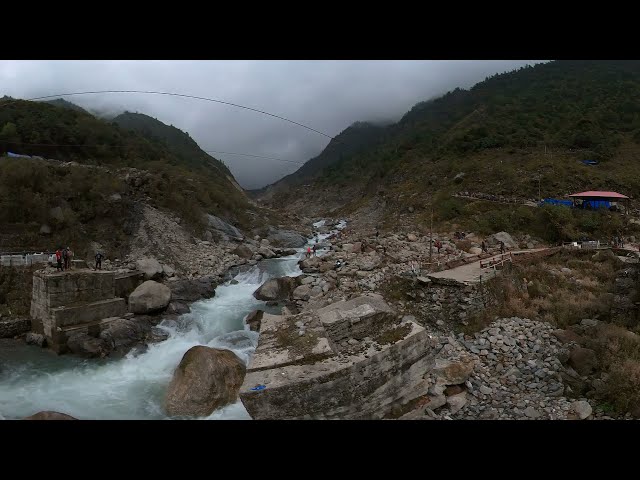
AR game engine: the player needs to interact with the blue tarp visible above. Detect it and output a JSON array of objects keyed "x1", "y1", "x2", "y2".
[
  {"x1": 542, "y1": 198, "x2": 573, "y2": 207},
  {"x1": 7, "y1": 152, "x2": 31, "y2": 158},
  {"x1": 581, "y1": 160, "x2": 599, "y2": 166},
  {"x1": 579, "y1": 200, "x2": 611, "y2": 210}
]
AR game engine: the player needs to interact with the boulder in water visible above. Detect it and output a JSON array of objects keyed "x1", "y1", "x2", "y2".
[
  {"x1": 253, "y1": 276, "x2": 299, "y2": 301},
  {"x1": 164, "y1": 346, "x2": 246, "y2": 417},
  {"x1": 233, "y1": 244, "x2": 255, "y2": 259},
  {"x1": 23, "y1": 411, "x2": 77, "y2": 420},
  {"x1": 245, "y1": 309, "x2": 264, "y2": 332},
  {"x1": 66, "y1": 332, "x2": 111, "y2": 358},
  {"x1": 129, "y1": 280, "x2": 172, "y2": 314}
]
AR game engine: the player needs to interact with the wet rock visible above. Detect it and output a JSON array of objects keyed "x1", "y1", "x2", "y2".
[
  {"x1": 23, "y1": 411, "x2": 77, "y2": 420},
  {"x1": 67, "y1": 332, "x2": 111, "y2": 358},
  {"x1": 253, "y1": 276, "x2": 299, "y2": 301},
  {"x1": 25, "y1": 332, "x2": 46, "y2": 347},
  {"x1": 245, "y1": 309, "x2": 264, "y2": 332},
  {"x1": 164, "y1": 346, "x2": 246, "y2": 417},
  {"x1": 99, "y1": 318, "x2": 151, "y2": 351},
  {"x1": 168, "y1": 277, "x2": 217, "y2": 303},
  {"x1": 167, "y1": 302, "x2": 191, "y2": 315}
]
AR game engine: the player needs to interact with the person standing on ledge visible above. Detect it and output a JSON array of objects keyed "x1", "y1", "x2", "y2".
[{"x1": 95, "y1": 251, "x2": 103, "y2": 270}]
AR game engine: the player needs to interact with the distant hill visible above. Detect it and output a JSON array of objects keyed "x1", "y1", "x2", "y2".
[
  {"x1": 43, "y1": 98, "x2": 91, "y2": 115},
  {"x1": 112, "y1": 111, "x2": 232, "y2": 176},
  {"x1": 252, "y1": 121, "x2": 386, "y2": 198}
]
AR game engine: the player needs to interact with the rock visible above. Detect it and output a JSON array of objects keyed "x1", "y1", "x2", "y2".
[
  {"x1": 39, "y1": 224, "x2": 51, "y2": 235},
  {"x1": 169, "y1": 277, "x2": 217, "y2": 303},
  {"x1": 454, "y1": 172, "x2": 465, "y2": 182},
  {"x1": 486, "y1": 232, "x2": 517, "y2": 249},
  {"x1": 444, "y1": 385, "x2": 464, "y2": 396},
  {"x1": 568, "y1": 347, "x2": 598, "y2": 376},
  {"x1": 580, "y1": 319, "x2": 599, "y2": 328},
  {"x1": 166, "y1": 302, "x2": 190, "y2": 315},
  {"x1": 245, "y1": 309, "x2": 264, "y2": 332},
  {"x1": 356, "y1": 255, "x2": 382, "y2": 272},
  {"x1": 569, "y1": 400, "x2": 592, "y2": 420},
  {"x1": 523, "y1": 406, "x2": 541, "y2": 419},
  {"x1": 479, "y1": 385, "x2": 493, "y2": 395},
  {"x1": 162, "y1": 264, "x2": 175, "y2": 278},
  {"x1": 204, "y1": 230, "x2": 213, "y2": 242},
  {"x1": 67, "y1": 332, "x2": 111, "y2": 358},
  {"x1": 293, "y1": 284, "x2": 312, "y2": 301},
  {"x1": 233, "y1": 244, "x2": 254, "y2": 259},
  {"x1": 205, "y1": 214, "x2": 243, "y2": 240},
  {"x1": 25, "y1": 332, "x2": 46, "y2": 347},
  {"x1": 0, "y1": 317, "x2": 31, "y2": 338},
  {"x1": 99, "y1": 318, "x2": 151, "y2": 351},
  {"x1": 433, "y1": 356, "x2": 476, "y2": 385},
  {"x1": 257, "y1": 247, "x2": 276, "y2": 259},
  {"x1": 351, "y1": 242, "x2": 362, "y2": 253},
  {"x1": 253, "y1": 276, "x2": 299, "y2": 301},
  {"x1": 164, "y1": 346, "x2": 246, "y2": 417},
  {"x1": 561, "y1": 267, "x2": 572, "y2": 274},
  {"x1": 23, "y1": 411, "x2": 77, "y2": 420},
  {"x1": 446, "y1": 392, "x2": 467, "y2": 414},
  {"x1": 468, "y1": 247, "x2": 482, "y2": 254},
  {"x1": 109, "y1": 193, "x2": 122, "y2": 202},
  {"x1": 136, "y1": 257, "x2": 164, "y2": 280},
  {"x1": 266, "y1": 228, "x2": 307, "y2": 248},
  {"x1": 299, "y1": 256, "x2": 321, "y2": 272},
  {"x1": 408, "y1": 206, "x2": 415, "y2": 213},
  {"x1": 407, "y1": 234, "x2": 418, "y2": 242},
  {"x1": 427, "y1": 394, "x2": 447, "y2": 410},
  {"x1": 129, "y1": 280, "x2": 172, "y2": 314}
]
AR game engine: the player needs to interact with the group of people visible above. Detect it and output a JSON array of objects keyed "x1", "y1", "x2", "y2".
[
  {"x1": 612, "y1": 236, "x2": 625, "y2": 248},
  {"x1": 53, "y1": 247, "x2": 105, "y2": 271},
  {"x1": 54, "y1": 246, "x2": 74, "y2": 271}
]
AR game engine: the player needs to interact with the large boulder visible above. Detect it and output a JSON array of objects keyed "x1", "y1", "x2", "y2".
[
  {"x1": 356, "y1": 254, "x2": 382, "y2": 272},
  {"x1": 169, "y1": 277, "x2": 217, "y2": 303},
  {"x1": 136, "y1": 257, "x2": 164, "y2": 280},
  {"x1": 253, "y1": 276, "x2": 299, "y2": 301},
  {"x1": 433, "y1": 356, "x2": 476, "y2": 385},
  {"x1": 205, "y1": 214, "x2": 243, "y2": 240},
  {"x1": 66, "y1": 332, "x2": 111, "y2": 358},
  {"x1": 486, "y1": 232, "x2": 517, "y2": 249},
  {"x1": 568, "y1": 347, "x2": 598, "y2": 376},
  {"x1": 99, "y1": 318, "x2": 151, "y2": 351},
  {"x1": 233, "y1": 244, "x2": 255, "y2": 259},
  {"x1": 299, "y1": 256, "x2": 321, "y2": 272},
  {"x1": 23, "y1": 411, "x2": 77, "y2": 420},
  {"x1": 293, "y1": 284, "x2": 312, "y2": 301},
  {"x1": 266, "y1": 228, "x2": 308, "y2": 248},
  {"x1": 257, "y1": 247, "x2": 276, "y2": 259},
  {"x1": 164, "y1": 346, "x2": 246, "y2": 417},
  {"x1": 129, "y1": 280, "x2": 172, "y2": 314}
]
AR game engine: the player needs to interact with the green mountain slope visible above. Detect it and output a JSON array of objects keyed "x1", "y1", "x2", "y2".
[
  {"x1": 265, "y1": 60, "x2": 640, "y2": 241},
  {"x1": 0, "y1": 99, "x2": 251, "y2": 254}
]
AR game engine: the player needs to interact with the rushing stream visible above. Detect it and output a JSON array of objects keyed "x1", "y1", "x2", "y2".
[{"x1": 0, "y1": 219, "x2": 343, "y2": 420}]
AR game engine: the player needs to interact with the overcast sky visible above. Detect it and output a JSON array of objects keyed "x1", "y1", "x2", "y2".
[{"x1": 0, "y1": 60, "x2": 546, "y2": 189}]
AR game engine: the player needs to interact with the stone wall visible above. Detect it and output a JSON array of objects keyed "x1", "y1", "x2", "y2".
[
  {"x1": 30, "y1": 269, "x2": 124, "y2": 349},
  {"x1": 0, "y1": 317, "x2": 31, "y2": 338},
  {"x1": 420, "y1": 277, "x2": 487, "y2": 327}
]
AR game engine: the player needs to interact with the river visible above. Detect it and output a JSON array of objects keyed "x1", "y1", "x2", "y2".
[{"x1": 0, "y1": 219, "x2": 342, "y2": 420}]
